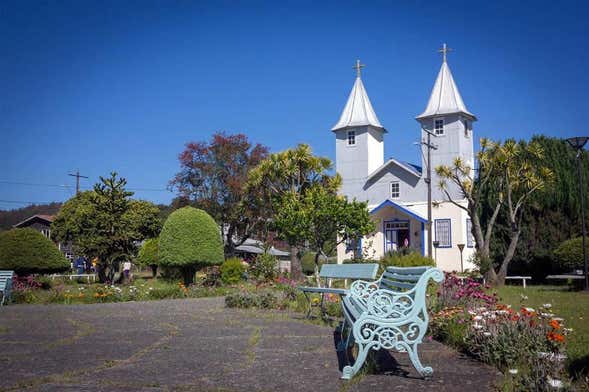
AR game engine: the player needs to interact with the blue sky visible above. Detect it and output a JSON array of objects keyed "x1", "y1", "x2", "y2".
[{"x1": 1, "y1": 0, "x2": 588, "y2": 209}]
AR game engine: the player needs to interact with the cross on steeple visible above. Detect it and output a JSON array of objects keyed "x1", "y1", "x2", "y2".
[
  {"x1": 353, "y1": 59, "x2": 365, "y2": 78},
  {"x1": 437, "y1": 43, "x2": 453, "y2": 63}
]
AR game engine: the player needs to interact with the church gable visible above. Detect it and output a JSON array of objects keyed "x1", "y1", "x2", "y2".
[{"x1": 363, "y1": 160, "x2": 423, "y2": 205}]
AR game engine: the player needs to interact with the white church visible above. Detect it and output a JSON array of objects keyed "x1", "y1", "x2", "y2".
[{"x1": 333, "y1": 46, "x2": 476, "y2": 272}]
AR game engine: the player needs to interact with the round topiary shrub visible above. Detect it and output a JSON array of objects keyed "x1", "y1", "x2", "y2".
[
  {"x1": 553, "y1": 237, "x2": 588, "y2": 272},
  {"x1": 158, "y1": 206, "x2": 224, "y2": 285},
  {"x1": 137, "y1": 238, "x2": 159, "y2": 278},
  {"x1": 0, "y1": 228, "x2": 70, "y2": 274},
  {"x1": 220, "y1": 257, "x2": 246, "y2": 284}
]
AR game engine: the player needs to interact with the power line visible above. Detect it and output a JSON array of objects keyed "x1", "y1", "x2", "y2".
[
  {"x1": 0, "y1": 180, "x2": 170, "y2": 192},
  {"x1": 68, "y1": 169, "x2": 88, "y2": 195}
]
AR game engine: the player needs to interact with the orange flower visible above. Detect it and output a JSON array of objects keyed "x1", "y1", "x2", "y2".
[
  {"x1": 547, "y1": 331, "x2": 565, "y2": 343},
  {"x1": 550, "y1": 319, "x2": 561, "y2": 330}
]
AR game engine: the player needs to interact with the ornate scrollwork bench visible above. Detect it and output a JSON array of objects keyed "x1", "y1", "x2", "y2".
[{"x1": 340, "y1": 266, "x2": 444, "y2": 380}]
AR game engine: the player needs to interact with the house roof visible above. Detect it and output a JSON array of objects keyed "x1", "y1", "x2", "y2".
[
  {"x1": 416, "y1": 60, "x2": 476, "y2": 121},
  {"x1": 370, "y1": 199, "x2": 427, "y2": 223},
  {"x1": 332, "y1": 75, "x2": 385, "y2": 132},
  {"x1": 13, "y1": 214, "x2": 55, "y2": 228},
  {"x1": 366, "y1": 158, "x2": 422, "y2": 183},
  {"x1": 235, "y1": 238, "x2": 290, "y2": 257}
]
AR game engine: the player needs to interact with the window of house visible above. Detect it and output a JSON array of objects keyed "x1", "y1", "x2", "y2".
[
  {"x1": 41, "y1": 229, "x2": 51, "y2": 238},
  {"x1": 434, "y1": 118, "x2": 444, "y2": 135},
  {"x1": 347, "y1": 130, "x2": 356, "y2": 145},
  {"x1": 390, "y1": 181, "x2": 400, "y2": 199},
  {"x1": 466, "y1": 218, "x2": 474, "y2": 247},
  {"x1": 65, "y1": 252, "x2": 74, "y2": 260},
  {"x1": 435, "y1": 219, "x2": 451, "y2": 247},
  {"x1": 345, "y1": 237, "x2": 361, "y2": 253}
]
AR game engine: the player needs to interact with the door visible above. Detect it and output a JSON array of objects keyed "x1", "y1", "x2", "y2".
[{"x1": 384, "y1": 220, "x2": 410, "y2": 254}]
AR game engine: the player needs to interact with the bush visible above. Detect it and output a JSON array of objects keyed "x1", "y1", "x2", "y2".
[
  {"x1": 158, "y1": 207, "x2": 224, "y2": 285},
  {"x1": 225, "y1": 289, "x2": 280, "y2": 309},
  {"x1": 250, "y1": 253, "x2": 277, "y2": 282},
  {"x1": 137, "y1": 238, "x2": 159, "y2": 277},
  {"x1": 379, "y1": 251, "x2": 434, "y2": 274},
  {"x1": 0, "y1": 228, "x2": 70, "y2": 274},
  {"x1": 301, "y1": 252, "x2": 330, "y2": 275},
  {"x1": 220, "y1": 257, "x2": 246, "y2": 284},
  {"x1": 554, "y1": 237, "x2": 587, "y2": 272}
]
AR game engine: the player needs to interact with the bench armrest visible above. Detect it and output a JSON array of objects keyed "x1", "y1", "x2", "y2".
[{"x1": 348, "y1": 279, "x2": 380, "y2": 299}]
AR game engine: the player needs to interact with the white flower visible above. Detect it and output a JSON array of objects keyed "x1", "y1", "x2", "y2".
[
  {"x1": 508, "y1": 369, "x2": 518, "y2": 375},
  {"x1": 547, "y1": 378, "x2": 563, "y2": 388},
  {"x1": 537, "y1": 352, "x2": 549, "y2": 358},
  {"x1": 543, "y1": 303, "x2": 552, "y2": 309},
  {"x1": 468, "y1": 310, "x2": 476, "y2": 316},
  {"x1": 540, "y1": 312, "x2": 554, "y2": 318},
  {"x1": 563, "y1": 328, "x2": 573, "y2": 333},
  {"x1": 483, "y1": 332, "x2": 492, "y2": 337},
  {"x1": 497, "y1": 310, "x2": 509, "y2": 315},
  {"x1": 520, "y1": 294, "x2": 528, "y2": 300},
  {"x1": 524, "y1": 307, "x2": 535, "y2": 312},
  {"x1": 473, "y1": 324, "x2": 483, "y2": 330},
  {"x1": 553, "y1": 317, "x2": 564, "y2": 322},
  {"x1": 473, "y1": 315, "x2": 483, "y2": 321}
]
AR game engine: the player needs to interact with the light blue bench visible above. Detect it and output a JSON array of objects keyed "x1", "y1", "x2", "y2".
[
  {"x1": 298, "y1": 263, "x2": 379, "y2": 318},
  {"x1": 0, "y1": 270, "x2": 14, "y2": 306},
  {"x1": 340, "y1": 266, "x2": 444, "y2": 379}
]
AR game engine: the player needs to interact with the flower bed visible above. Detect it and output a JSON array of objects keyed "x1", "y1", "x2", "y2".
[{"x1": 430, "y1": 274, "x2": 571, "y2": 391}]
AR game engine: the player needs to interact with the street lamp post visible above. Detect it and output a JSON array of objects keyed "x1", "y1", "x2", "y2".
[
  {"x1": 566, "y1": 136, "x2": 589, "y2": 291},
  {"x1": 433, "y1": 240, "x2": 440, "y2": 266},
  {"x1": 457, "y1": 243, "x2": 465, "y2": 273}
]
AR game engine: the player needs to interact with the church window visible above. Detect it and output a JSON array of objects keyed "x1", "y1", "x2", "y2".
[
  {"x1": 434, "y1": 219, "x2": 451, "y2": 247},
  {"x1": 466, "y1": 218, "x2": 474, "y2": 247},
  {"x1": 434, "y1": 118, "x2": 444, "y2": 135},
  {"x1": 347, "y1": 130, "x2": 356, "y2": 145},
  {"x1": 390, "y1": 181, "x2": 400, "y2": 199}
]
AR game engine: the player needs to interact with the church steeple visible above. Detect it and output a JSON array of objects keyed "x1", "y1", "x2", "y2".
[
  {"x1": 332, "y1": 60, "x2": 385, "y2": 132},
  {"x1": 416, "y1": 44, "x2": 476, "y2": 121}
]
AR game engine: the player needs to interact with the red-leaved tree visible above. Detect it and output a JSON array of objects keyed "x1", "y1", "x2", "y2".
[{"x1": 169, "y1": 132, "x2": 269, "y2": 256}]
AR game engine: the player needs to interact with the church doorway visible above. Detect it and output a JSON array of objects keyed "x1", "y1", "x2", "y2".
[{"x1": 384, "y1": 220, "x2": 410, "y2": 253}]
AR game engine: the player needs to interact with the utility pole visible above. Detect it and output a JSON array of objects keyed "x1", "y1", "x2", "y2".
[
  {"x1": 421, "y1": 128, "x2": 438, "y2": 260},
  {"x1": 68, "y1": 169, "x2": 88, "y2": 195}
]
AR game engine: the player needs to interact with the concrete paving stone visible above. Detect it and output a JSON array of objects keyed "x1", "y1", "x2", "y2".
[{"x1": 0, "y1": 297, "x2": 501, "y2": 391}]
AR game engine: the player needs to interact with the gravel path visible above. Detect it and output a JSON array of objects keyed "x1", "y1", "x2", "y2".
[{"x1": 0, "y1": 298, "x2": 500, "y2": 391}]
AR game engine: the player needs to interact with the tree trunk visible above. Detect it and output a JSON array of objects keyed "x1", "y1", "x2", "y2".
[
  {"x1": 182, "y1": 266, "x2": 196, "y2": 286},
  {"x1": 150, "y1": 265, "x2": 158, "y2": 278},
  {"x1": 225, "y1": 227, "x2": 236, "y2": 258},
  {"x1": 314, "y1": 252, "x2": 321, "y2": 286},
  {"x1": 494, "y1": 228, "x2": 521, "y2": 286},
  {"x1": 290, "y1": 245, "x2": 302, "y2": 281}
]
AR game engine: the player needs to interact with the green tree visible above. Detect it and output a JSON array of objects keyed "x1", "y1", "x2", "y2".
[
  {"x1": 158, "y1": 206, "x2": 224, "y2": 285},
  {"x1": 245, "y1": 144, "x2": 335, "y2": 280},
  {"x1": 169, "y1": 133, "x2": 269, "y2": 256},
  {"x1": 553, "y1": 237, "x2": 588, "y2": 272},
  {"x1": 51, "y1": 173, "x2": 161, "y2": 283},
  {"x1": 137, "y1": 238, "x2": 159, "y2": 278},
  {"x1": 274, "y1": 185, "x2": 374, "y2": 282},
  {"x1": 437, "y1": 138, "x2": 553, "y2": 285},
  {"x1": 0, "y1": 228, "x2": 69, "y2": 274}
]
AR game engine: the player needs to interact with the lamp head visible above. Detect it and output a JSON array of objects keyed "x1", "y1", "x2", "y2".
[
  {"x1": 433, "y1": 240, "x2": 440, "y2": 248},
  {"x1": 566, "y1": 136, "x2": 589, "y2": 151}
]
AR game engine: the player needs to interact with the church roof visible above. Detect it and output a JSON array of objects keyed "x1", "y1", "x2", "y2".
[
  {"x1": 416, "y1": 59, "x2": 476, "y2": 121},
  {"x1": 366, "y1": 158, "x2": 421, "y2": 183},
  {"x1": 332, "y1": 75, "x2": 385, "y2": 132}
]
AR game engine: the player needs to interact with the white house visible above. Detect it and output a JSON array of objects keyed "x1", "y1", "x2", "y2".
[{"x1": 333, "y1": 50, "x2": 476, "y2": 272}]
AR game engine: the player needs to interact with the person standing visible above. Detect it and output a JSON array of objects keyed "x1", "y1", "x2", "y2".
[{"x1": 122, "y1": 261, "x2": 132, "y2": 283}]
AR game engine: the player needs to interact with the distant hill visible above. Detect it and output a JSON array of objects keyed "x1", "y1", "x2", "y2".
[{"x1": 0, "y1": 203, "x2": 63, "y2": 231}]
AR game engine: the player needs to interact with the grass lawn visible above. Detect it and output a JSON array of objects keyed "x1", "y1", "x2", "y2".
[{"x1": 493, "y1": 284, "x2": 589, "y2": 377}]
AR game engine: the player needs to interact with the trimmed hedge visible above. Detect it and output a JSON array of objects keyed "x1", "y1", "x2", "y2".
[
  {"x1": 379, "y1": 251, "x2": 434, "y2": 274},
  {"x1": 0, "y1": 228, "x2": 69, "y2": 274},
  {"x1": 159, "y1": 207, "x2": 224, "y2": 268},
  {"x1": 553, "y1": 237, "x2": 588, "y2": 271},
  {"x1": 220, "y1": 257, "x2": 245, "y2": 284}
]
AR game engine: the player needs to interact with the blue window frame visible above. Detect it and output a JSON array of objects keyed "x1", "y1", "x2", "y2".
[
  {"x1": 466, "y1": 218, "x2": 474, "y2": 248},
  {"x1": 434, "y1": 219, "x2": 452, "y2": 248}
]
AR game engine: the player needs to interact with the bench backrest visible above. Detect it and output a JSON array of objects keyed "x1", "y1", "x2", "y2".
[
  {"x1": 378, "y1": 266, "x2": 431, "y2": 292},
  {"x1": 0, "y1": 270, "x2": 14, "y2": 291},
  {"x1": 319, "y1": 263, "x2": 379, "y2": 280}
]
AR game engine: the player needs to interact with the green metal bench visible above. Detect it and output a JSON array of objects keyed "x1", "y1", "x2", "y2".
[
  {"x1": 298, "y1": 263, "x2": 379, "y2": 318},
  {"x1": 340, "y1": 266, "x2": 444, "y2": 380},
  {"x1": 0, "y1": 270, "x2": 14, "y2": 306}
]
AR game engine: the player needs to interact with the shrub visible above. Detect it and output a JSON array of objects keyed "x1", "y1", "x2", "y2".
[
  {"x1": 554, "y1": 237, "x2": 587, "y2": 272},
  {"x1": 0, "y1": 228, "x2": 69, "y2": 274},
  {"x1": 225, "y1": 289, "x2": 280, "y2": 309},
  {"x1": 220, "y1": 257, "x2": 246, "y2": 284},
  {"x1": 137, "y1": 238, "x2": 159, "y2": 277},
  {"x1": 200, "y1": 265, "x2": 222, "y2": 287},
  {"x1": 379, "y1": 251, "x2": 434, "y2": 274},
  {"x1": 250, "y1": 253, "x2": 277, "y2": 282},
  {"x1": 158, "y1": 207, "x2": 224, "y2": 285}
]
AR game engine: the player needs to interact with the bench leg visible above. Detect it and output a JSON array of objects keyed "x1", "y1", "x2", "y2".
[
  {"x1": 406, "y1": 342, "x2": 433, "y2": 378},
  {"x1": 341, "y1": 341, "x2": 376, "y2": 380},
  {"x1": 302, "y1": 291, "x2": 312, "y2": 318}
]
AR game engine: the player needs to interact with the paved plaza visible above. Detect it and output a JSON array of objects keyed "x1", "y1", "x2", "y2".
[{"x1": 0, "y1": 298, "x2": 500, "y2": 391}]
